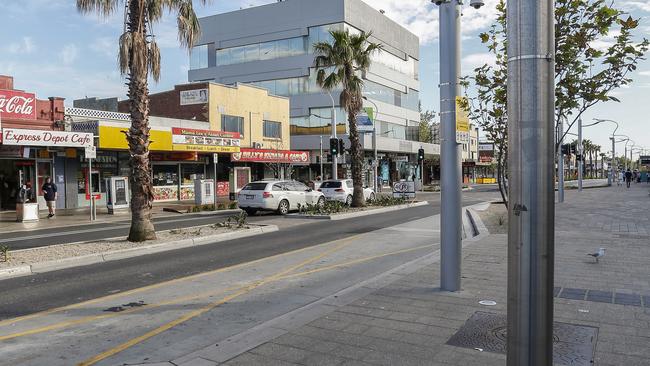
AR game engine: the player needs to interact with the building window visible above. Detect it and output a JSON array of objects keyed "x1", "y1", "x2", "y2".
[
  {"x1": 222, "y1": 115, "x2": 244, "y2": 136},
  {"x1": 216, "y1": 36, "x2": 307, "y2": 66},
  {"x1": 363, "y1": 81, "x2": 419, "y2": 112},
  {"x1": 190, "y1": 44, "x2": 209, "y2": 70},
  {"x1": 263, "y1": 120, "x2": 282, "y2": 138}
]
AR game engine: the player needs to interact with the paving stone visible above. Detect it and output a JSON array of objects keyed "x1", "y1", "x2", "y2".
[
  {"x1": 249, "y1": 343, "x2": 311, "y2": 363},
  {"x1": 221, "y1": 352, "x2": 300, "y2": 366},
  {"x1": 614, "y1": 293, "x2": 642, "y2": 306},
  {"x1": 559, "y1": 287, "x2": 587, "y2": 300},
  {"x1": 300, "y1": 352, "x2": 348, "y2": 366}
]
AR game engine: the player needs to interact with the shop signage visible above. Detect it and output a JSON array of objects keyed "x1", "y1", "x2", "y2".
[
  {"x1": 478, "y1": 143, "x2": 494, "y2": 151},
  {"x1": 456, "y1": 96, "x2": 470, "y2": 143},
  {"x1": 640, "y1": 155, "x2": 650, "y2": 166},
  {"x1": 171, "y1": 127, "x2": 241, "y2": 153},
  {"x1": 0, "y1": 89, "x2": 36, "y2": 120},
  {"x1": 393, "y1": 181, "x2": 416, "y2": 199},
  {"x1": 231, "y1": 148, "x2": 310, "y2": 164},
  {"x1": 2, "y1": 128, "x2": 93, "y2": 147},
  {"x1": 180, "y1": 89, "x2": 208, "y2": 105}
]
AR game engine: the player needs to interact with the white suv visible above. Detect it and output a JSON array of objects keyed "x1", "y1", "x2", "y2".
[
  {"x1": 237, "y1": 180, "x2": 325, "y2": 215},
  {"x1": 318, "y1": 179, "x2": 376, "y2": 205}
]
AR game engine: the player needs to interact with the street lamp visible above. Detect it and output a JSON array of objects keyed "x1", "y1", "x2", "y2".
[
  {"x1": 433, "y1": 0, "x2": 483, "y2": 294},
  {"x1": 591, "y1": 118, "x2": 619, "y2": 186},
  {"x1": 310, "y1": 113, "x2": 330, "y2": 180},
  {"x1": 327, "y1": 91, "x2": 338, "y2": 179},
  {"x1": 362, "y1": 96, "x2": 379, "y2": 193}
]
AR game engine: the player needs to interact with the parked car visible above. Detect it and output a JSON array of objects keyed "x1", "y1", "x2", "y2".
[
  {"x1": 237, "y1": 180, "x2": 325, "y2": 215},
  {"x1": 317, "y1": 179, "x2": 376, "y2": 205}
]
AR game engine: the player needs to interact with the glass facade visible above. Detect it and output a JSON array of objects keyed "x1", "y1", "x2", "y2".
[
  {"x1": 189, "y1": 44, "x2": 209, "y2": 70},
  {"x1": 290, "y1": 107, "x2": 347, "y2": 135},
  {"x1": 362, "y1": 81, "x2": 418, "y2": 112},
  {"x1": 376, "y1": 120, "x2": 406, "y2": 140},
  {"x1": 263, "y1": 120, "x2": 282, "y2": 138},
  {"x1": 216, "y1": 36, "x2": 307, "y2": 66}
]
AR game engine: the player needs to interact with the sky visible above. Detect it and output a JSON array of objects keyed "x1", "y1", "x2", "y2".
[{"x1": 1, "y1": 0, "x2": 649, "y2": 158}]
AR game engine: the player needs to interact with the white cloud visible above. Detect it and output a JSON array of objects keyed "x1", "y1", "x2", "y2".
[
  {"x1": 7, "y1": 37, "x2": 35, "y2": 54},
  {"x1": 639, "y1": 70, "x2": 650, "y2": 76},
  {"x1": 60, "y1": 44, "x2": 79, "y2": 65},
  {"x1": 90, "y1": 37, "x2": 116, "y2": 58},
  {"x1": 462, "y1": 52, "x2": 496, "y2": 70},
  {"x1": 619, "y1": 1, "x2": 650, "y2": 12}
]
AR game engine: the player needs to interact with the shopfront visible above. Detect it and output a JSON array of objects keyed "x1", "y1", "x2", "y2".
[{"x1": 231, "y1": 148, "x2": 310, "y2": 181}]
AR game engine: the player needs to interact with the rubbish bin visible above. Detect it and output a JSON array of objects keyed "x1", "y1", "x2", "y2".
[{"x1": 16, "y1": 202, "x2": 39, "y2": 222}]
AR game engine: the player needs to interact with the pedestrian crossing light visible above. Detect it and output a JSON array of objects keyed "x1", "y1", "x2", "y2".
[
  {"x1": 330, "y1": 138, "x2": 339, "y2": 156},
  {"x1": 339, "y1": 138, "x2": 345, "y2": 155},
  {"x1": 418, "y1": 148, "x2": 425, "y2": 163}
]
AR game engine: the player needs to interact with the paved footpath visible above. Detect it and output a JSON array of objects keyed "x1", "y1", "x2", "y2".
[{"x1": 185, "y1": 183, "x2": 650, "y2": 366}]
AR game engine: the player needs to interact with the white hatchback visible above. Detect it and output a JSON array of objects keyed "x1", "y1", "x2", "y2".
[
  {"x1": 318, "y1": 179, "x2": 376, "y2": 205},
  {"x1": 237, "y1": 180, "x2": 325, "y2": 215}
]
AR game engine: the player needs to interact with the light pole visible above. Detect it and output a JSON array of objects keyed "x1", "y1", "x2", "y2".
[
  {"x1": 362, "y1": 96, "x2": 379, "y2": 193},
  {"x1": 592, "y1": 118, "x2": 618, "y2": 186},
  {"x1": 311, "y1": 113, "x2": 331, "y2": 180},
  {"x1": 506, "y1": 0, "x2": 555, "y2": 363},
  {"x1": 327, "y1": 92, "x2": 338, "y2": 179},
  {"x1": 435, "y1": 0, "x2": 482, "y2": 292},
  {"x1": 558, "y1": 118, "x2": 565, "y2": 202}
]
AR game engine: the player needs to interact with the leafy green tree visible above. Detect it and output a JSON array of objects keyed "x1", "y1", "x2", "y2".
[
  {"x1": 77, "y1": 0, "x2": 204, "y2": 241},
  {"x1": 419, "y1": 101, "x2": 435, "y2": 143},
  {"x1": 313, "y1": 30, "x2": 382, "y2": 207},
  {"x1": 465, "y1": 0, "x2": 648, "y2": 203}
]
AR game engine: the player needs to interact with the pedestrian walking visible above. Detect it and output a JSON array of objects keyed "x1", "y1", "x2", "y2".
[
  {"x1": 618, "y1": 171, "x2": 624, "y2": 186},
  {"x1": 42, "y1": 177, "x2": 57, "y2": 218},
  {"x1": 625, "y1": 169, "x2": 633, "y2": 189}
]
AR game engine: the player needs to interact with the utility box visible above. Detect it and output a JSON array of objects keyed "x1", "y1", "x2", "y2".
[
  {"x1": 194, "y1": 179, "x2": 215, "y2": 206},
  {"x1": 105, "y1": 176, "x2": 129, "y2": 214}
]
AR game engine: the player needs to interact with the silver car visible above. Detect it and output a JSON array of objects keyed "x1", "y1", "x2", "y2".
[{"x1": 237, "y1": 180, "x2": 325, "y2": 215}]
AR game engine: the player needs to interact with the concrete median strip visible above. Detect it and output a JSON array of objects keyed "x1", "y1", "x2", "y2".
[
  {"x1": 0, "y1": 225, "x2": 278, "y2": 281},
  {"x1": 285, "y1": 201, "x2": 429, "y2": 220}
]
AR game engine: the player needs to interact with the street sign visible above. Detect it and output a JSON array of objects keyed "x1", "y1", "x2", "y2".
[
  {"x1": 356, "y1": 107, "x2": 374, "y2": 132},
  {"x1": 456, "y1": 97, "x2": 470, "y2": 143},
  {"x1": 85, "y1": 146, "x2": 97, "y2": 159},
  {"x1": 392, "y1": 181, "x2": 415, "y2": 199},
  {"x1": 213, "y1": 153, "x2": 219, "y2": 161}
]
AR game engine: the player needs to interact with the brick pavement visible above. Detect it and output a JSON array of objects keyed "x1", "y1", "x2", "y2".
[{"x1": 184, "y1": 183, "x2": 650, "y2": 366}]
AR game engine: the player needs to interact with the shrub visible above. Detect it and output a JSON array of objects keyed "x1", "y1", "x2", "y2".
[
  {"x1": 0, "y1": 245, "x2": 8, "y2": 262},
  {"x1": 228, "y1": 201, "x2": 238, "y2": 209},
  {"x1": 372, "y1": 195, "x2": 407, "y2": 207},
  {"x1": 217, "y1": 203, "x2": 226, "y2": 210}
]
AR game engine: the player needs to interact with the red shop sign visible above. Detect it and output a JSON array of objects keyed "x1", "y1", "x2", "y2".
[
  {"x1": 171, "y1": 127, "x2": 241, "y2": 140},
  {"x1": 0, "y1": 89, "x2": 36, "y2": 120},
  {"x1": 231, "y1": 148, "x2": 309, "y2": 164}
]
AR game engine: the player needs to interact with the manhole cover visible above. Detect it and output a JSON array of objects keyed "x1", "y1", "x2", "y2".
[{"x1": 446, "y1": 311, "x2": 598, "y2": 366}]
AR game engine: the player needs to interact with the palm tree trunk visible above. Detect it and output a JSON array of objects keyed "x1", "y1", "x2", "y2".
[
  {"x1": 348, "y1": 110, "x2": 365, "y2": 207},
  {"x1": 126, "y1": 0, "x2": 156, "y2": 242}
]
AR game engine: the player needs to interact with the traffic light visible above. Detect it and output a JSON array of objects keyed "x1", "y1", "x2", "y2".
[
  {"x1": 339, "y1": 138, "x2": 345, "y2": 155},
  {"x1": 561, "y1": 144, "x2": 569, "y2": 155},
  {"x1": 329, "y1": 138, "x2": 338, "y2": 155},
  {"x1": 418, "y1": 148, "x2": 425, "y2": 163},
  {"x1": 327, "y1": 154, "x2": 332, "y2": 162}
]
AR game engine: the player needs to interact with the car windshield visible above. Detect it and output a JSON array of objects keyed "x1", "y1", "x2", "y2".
[
  {"x1": 242, "y1": 182, "x2": 269, "y2": 191},
  {"x1": 320, "y1": 181, "x2": 342, "y2": 188}
]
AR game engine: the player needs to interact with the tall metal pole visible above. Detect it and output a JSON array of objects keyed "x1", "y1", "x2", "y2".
[
  {"x1": 328, "y1": 92, "x2": 338, "y2": 179},
  {"x1": 578, "y1": 118, "x2": 583, "y2": 191},
  {"x1": 558, "y1": 118, "x2": 564, "y2": 202},
  {"x1": 363, "y1": 97, "x2": 380, "y2": 193},
  {"x1": 611, "y1": 136, "x2": 616, "y2": 184},
  {"x1": 320, "y1": 136, "x2": 324, "y2": 179},
  {"x1": 439, "y1": 0, "x2": 462, "y2": 292},
  {"x1": 506, "y1": 0, "x2": 555, "y2": 363}
]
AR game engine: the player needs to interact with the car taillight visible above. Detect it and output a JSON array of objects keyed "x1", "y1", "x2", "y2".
[
  {"x1": 335, "y1": 189, "x2": 345, "y2": 192},
  {"x1": 317, "y1": 188, "x2": 322, "y2": 191},
  {"x1": 263, "y1": 192, "x2": 273, "y2": 198}
]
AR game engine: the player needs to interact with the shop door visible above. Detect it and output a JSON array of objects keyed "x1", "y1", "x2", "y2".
[
  {"x1": 54, "y1": 156, "x2": 66, "y2": 209},
  {"x1": 36, "y1": 160, "x2": 53, "y2": 208}
]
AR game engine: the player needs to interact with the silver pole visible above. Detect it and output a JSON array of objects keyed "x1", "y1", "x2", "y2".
[
  {"x1": 213, "y1": 154, "x2": 218, "y2": 211},
  {"x1": 439, "y1": 0, "x2": 462, "y2": 292},
  {"x1": 320, "y1": 136, "x2": 324, "y2": 179},
  {"x1": 558, "y1": 118, "x2": 564, "y2": 202},
  {"x1": 373, "y1": 125, "x2": 378, "y2": 193},
  {"x1": 612, "y1": 136, "x2": 616, "y2": 184},
  {"x1": 578, "y1": 118, "x2": 583, "y2": 191},
  {"x1": 328, "y1": 92, "x2": 338, "y2": 179},
  {"x1": 89, "y1": 157, "x2": 94, "y2": 222},
  {"x1": 506, "y1": 0, "x2": 555, "y2": 362}
]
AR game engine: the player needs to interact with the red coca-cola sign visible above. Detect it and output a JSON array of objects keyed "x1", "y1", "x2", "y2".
[{"x1": 0, "y1": 89, "x2": 36, "y2": 120}]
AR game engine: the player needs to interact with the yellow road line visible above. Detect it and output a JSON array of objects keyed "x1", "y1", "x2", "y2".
[
  {"x1": 78, "y1": 239, "x2": 354, "y2": 366},
  {"x1": 0, "y1": 234, "x2": 361, "y2": 328},
  {"x1": 0, "y1": 242, "x2": 430, "y2": 343}
]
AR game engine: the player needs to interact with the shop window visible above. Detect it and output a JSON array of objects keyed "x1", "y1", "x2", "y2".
[
  {"x1": 181, "y1": 164, "x2": 205, "y2": 185},
  {"x1": 263, "y1": 120, "x2": 282, "y2": 138},
  {"x1": 190, "y1": 44, "x2": 209, "y2": 70},
  {"x1": 222, "y1": 115, "x2": 244, "y2": 136}
]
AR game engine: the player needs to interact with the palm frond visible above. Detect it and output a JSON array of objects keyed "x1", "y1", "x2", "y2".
[
  {"x1": 76, "y1": 0, "x2": 119, "y2": 16},
  {"x1": 148, "y1": 38, "x2": 161, "y2": 81},
  {"x1": 174, "y1": 0, "x2": 202, "y2": 50},
  {"x1": 118, "y1": 31, "x2": 133, "y2": 75}
]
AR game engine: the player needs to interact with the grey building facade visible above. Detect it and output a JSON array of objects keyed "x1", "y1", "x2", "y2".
[{"x1": 188, "y1": 0, "x2": 439, "y2": 183}]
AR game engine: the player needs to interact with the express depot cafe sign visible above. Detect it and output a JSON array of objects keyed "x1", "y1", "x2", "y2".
[
  {"x1": 2, "y1": 128, "x2": 93, "y2": 148},
  {"x1": 0, "y1": 90, "x2": 36, "y2": 120},
  {"x1": 231, "y1": 148, "x2": 309, "y2": 164}
]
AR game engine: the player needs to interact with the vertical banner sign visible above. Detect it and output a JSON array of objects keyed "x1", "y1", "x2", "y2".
[
  {"x1": 455, "y1": 96, "x2": 470, "y2": 143},
  {"x1": 356, "y1": 107, "x2": 375, "y2": 132}
]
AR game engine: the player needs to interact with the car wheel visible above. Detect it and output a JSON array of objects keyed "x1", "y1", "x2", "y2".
[
  {"x1": 369, "y1": 193, "x2": 376, "y2": 202},
  {"x1": 317, "y1": 197, "x2": 325, "y2": 207},
  {"x1": 277, "y1": 199, "x2": 290, "y2": 215},
  {"x1": 243, "y1": 208, "x2": 257, "y2": 216},
  {"x1": 345, "y1": 195, "x2": 352, "y2": 206}
]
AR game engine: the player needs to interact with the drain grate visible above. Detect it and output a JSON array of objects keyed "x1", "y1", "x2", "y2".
[{"x1": 446, "y1": 312, "x2": 598, "y2": 366}]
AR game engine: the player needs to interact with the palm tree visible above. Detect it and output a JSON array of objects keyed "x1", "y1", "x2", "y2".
[
  {"x1": 599, "y1": 152, "x2": 607, "y2": 178},
  {"x1": 77, "y1": 0, "x2": 204, "y2": 241},
  {"x1": 582, "y1": 139, "x2": 593, "y2": 178},
  {"x1": 313, "y1": 30, "x2": 382, "y2": 207}
]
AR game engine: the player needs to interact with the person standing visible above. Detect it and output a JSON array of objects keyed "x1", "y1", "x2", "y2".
[
  {"x1": 42, "y1": 177, "x2": 58, "y2": 218},
  {"x1": 625, "y1": 169, "x2": 633, "y2": 189},
  {"x1": 618, "y1": 171, "x2": 624, "y2": 186}
]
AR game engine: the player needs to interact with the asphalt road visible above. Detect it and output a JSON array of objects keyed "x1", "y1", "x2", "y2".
[{"x1": 0, "y1": 187, "x2": 499, "y2": 320}]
